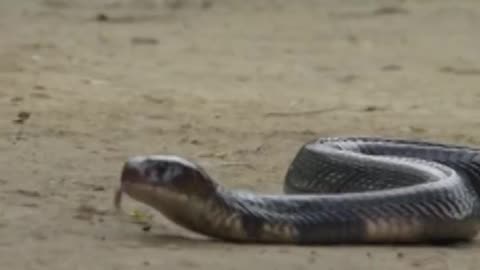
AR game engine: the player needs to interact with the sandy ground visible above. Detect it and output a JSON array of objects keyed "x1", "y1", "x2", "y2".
[{"x1": 1, "y1": 0, "x2": 480, "y2": 269}]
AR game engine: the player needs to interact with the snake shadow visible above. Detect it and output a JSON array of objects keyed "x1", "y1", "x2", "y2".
[
  {"x1": 134, "y1": 231, "x2": 480, "y2": 249},
  {"x1": 136, "y1": 231, "x2": 225, "y2": 248}
]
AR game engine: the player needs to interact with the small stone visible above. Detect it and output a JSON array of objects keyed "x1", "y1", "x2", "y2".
[
  {"x1": 15, "y1": 189, "x2": 41, "y2": 197},
  {"x1": 363, "y1": 105, "x2": 382, "y2": 112},
  {"x1": 190, "y1": 139, "x2": 200, "y2": 145},
  {"x1": 373, "y1": 6, "x2": 409, "y2": 16},
  {"x1": 92, "y1": 185, "x2": 105, "y2": 191},
  {"x1": 13, "y1": 111, "x2": 31, "y2": 124},
  {"x1": 381, "y1": 64, "x2": 402, "y2": 71},
  {"x1": 142, "y1": 224, "x2": 152, "y2": 232},
  {"x1": 96, "y1": 13, "x2": 109, "y2": 22},
  {"x1": 131, "y1": 37, "x2": 159, "y2": 45}
]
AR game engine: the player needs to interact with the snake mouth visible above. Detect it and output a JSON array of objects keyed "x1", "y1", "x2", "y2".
[
  {"x1": 120, "y1": 158, "x2": 147, "y2": 184},
  {"x1": 115, "y1": 156, "x2": 187, "y2": 210},
  {"x1": 115, "y1": 159, "x2": 149, "y2": 210}
]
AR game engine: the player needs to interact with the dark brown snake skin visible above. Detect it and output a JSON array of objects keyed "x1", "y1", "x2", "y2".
[{"x1": 116, "y1": 137, "x2": 480, "y2": 244}]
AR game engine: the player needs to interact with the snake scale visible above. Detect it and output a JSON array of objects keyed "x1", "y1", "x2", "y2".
[{"x1": 115, "y1": 137, "x2": 480, "y2": 244}]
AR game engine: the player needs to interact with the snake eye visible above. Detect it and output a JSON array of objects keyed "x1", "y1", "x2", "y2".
[
  {"x1": 154, "y1": 163, "x2": 167, "y2": 175},
  {"x1": 147, "y1": 161, "x2": 183, "y2": 184},
  {"x1": 146, "y1": 162, "x2": 166, "y2": 182}
]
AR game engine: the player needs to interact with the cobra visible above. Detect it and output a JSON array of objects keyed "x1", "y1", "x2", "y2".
[{"x1": 115, "y1": 137, "x2": 480, "y2": 244}]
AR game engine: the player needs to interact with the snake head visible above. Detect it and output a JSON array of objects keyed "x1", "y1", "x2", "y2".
[{"x1": 120, "y1": 155, "x2": 217, "y2": 199}]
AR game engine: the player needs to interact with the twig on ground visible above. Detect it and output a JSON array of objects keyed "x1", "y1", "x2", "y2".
[
  {"x1": 264, "y1": 106, "x2": 344, "y2": 117},
  {"x1": 215, "y1": 162, "x2": 255, "y2": 169}
]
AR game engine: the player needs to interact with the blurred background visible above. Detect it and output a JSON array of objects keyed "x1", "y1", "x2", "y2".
[{"x1": 1, "y1": 0, "x2": 479, "y2": 269}]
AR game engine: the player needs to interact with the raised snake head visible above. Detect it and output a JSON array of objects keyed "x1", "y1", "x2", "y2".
[{"x1": 119, "y1": 155, "x2": 217, "y2": 206}]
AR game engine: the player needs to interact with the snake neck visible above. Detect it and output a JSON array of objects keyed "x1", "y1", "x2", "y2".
[{"x1": 153, "y1": 186, "x2": 303, "y2": 242}]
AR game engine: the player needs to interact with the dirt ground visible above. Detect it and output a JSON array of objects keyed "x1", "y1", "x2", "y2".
[{"x1": 1, "y1": 0, "x2": 480, "y2": 269}]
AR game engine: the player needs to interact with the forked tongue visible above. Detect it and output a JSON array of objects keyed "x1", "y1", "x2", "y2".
[{"x1": 114, "y1": 186, "x2": 123, "y2": 212}]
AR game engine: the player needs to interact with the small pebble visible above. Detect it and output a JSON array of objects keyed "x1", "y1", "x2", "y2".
[
  {"x1": 142, "y1": 224, "x2": 152, "y2": 232},
  {"x1": 96, "y1": 13, "x2": 109, "y2": 22},
  {"x1": 131, "y1": 37, "x2": 159, "y2": 45}
]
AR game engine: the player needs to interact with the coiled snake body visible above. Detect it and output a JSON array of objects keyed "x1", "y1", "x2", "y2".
[{"x1": 116, "y1": 137, "x2": 480, "y2": 244}]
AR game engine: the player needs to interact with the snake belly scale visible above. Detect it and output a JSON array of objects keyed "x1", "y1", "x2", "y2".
[{"x1": 116, "y1": 137, "x2": 480, "y2": 244}]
